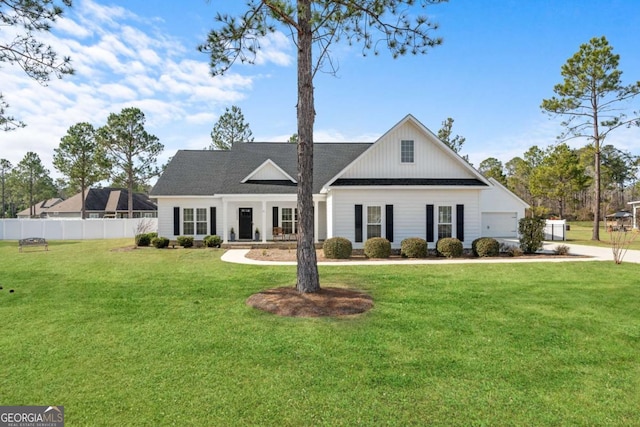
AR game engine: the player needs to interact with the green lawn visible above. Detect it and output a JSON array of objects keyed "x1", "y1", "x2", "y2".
[
  {"x1": 567, "y1": 221, "x2": 640, "y2": 250},
  {"x1": 1, "y1": 239, "x2": 639, "y2": 426}
]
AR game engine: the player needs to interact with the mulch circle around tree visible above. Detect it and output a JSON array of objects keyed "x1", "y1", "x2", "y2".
[{"x1": 246, "y1": 286, "x2": 373, "y2": 317}]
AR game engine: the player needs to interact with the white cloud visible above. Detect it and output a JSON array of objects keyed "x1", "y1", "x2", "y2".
[
  {"x1": 0, "y1": 0, "x2": 295, "y2": 179},
  {"x1": 56, "y1": 16, "x2": 92, "y2": 39},
  {"x1": 76, "y1": 0, "x2": 136, "y2": 30},
  {"x1": 96, "y1": 83, "x2": 139, "y2": 100},
  {"x1": 185, "y1": 112, "x2": 216, "y2": 125},
  {"x1": 253, "y1": 31, "x2": 294, "y2": 67}
]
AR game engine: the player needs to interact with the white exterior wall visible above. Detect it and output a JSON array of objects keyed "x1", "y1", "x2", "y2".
[
  {"x1": 327, "y1": 188, "x2": 482, "y2": 248},
  {"x1": 156, "y1": 197, "x2": 304, "y2": 241},
  {"x1": 156, "y1": 197, "x2": 221, "y2": 239},
  {"x1": 480, "y1": 183, "x2": 527, "y2": 214},
  {"x1": 341, "y1": 120, "x2": 476, "y2": 180},
  {"x1": 156, "y1": 198, "x2": 176, "y2": 238},
  {"x1": 479, "y1": 179, "x2": 528, "y2": 238}
]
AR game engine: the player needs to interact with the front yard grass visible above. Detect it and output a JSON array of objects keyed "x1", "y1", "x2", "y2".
[
  {"x1": 567, "y1": 221, "x2": 640, "y2": 250},
  {"x1": 1, "y1": 239, "x2": 638, "y2": 426}
]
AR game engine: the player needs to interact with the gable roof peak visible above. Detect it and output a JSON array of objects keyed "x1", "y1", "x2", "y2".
[{"x1": 241, "y1": 158, "x2": 297, "y2": 183}]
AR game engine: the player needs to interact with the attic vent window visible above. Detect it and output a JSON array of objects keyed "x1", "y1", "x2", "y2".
[{"x1": 401, "y1": 140, "x2": 414, "y2": 163}]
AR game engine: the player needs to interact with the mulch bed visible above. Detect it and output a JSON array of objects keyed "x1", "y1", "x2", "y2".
[{"x1": 246, "y1": 286, "x2": 373, "y2": 317}]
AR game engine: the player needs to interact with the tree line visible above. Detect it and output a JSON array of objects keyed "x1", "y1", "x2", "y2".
[
  {"x1": 477, "y1": 36, "x2": 639, "y2": 240},
  {"x1": 0, "y1": 107, "x2": 163, "y2": 218},
  {"x1": 479, "y1": 143, "x2": 638, "y2": 220}
]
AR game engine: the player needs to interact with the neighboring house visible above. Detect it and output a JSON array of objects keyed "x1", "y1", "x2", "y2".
[
  {"x1": 17, "y1": 198, "x2": 64, "y2": 218},
  {"x1": 151, "y1": 114, "x2": 529, "y2": 248},
  {"x1": 19, "y1": 188, "x2": 157, "y2": 219}
]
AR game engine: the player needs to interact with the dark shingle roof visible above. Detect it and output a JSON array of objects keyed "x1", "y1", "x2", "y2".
[
  {"x1": 46, "y1": 188, "x2": 157, "y2": 213},
  {"x1": 151, "y1": 143, "x2": 372, "y2": 196}
]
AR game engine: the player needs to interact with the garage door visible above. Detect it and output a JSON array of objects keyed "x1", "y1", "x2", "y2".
[{"x1": 481, "y1": 213, "x2": 518, "y2": 238}]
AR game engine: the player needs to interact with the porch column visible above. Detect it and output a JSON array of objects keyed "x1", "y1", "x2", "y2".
[
  {"x1": 261, "y1": 200, "x2": 267, "y2": 243},
  {"x1": 314, "y1": 199, "x2": 319, "y2": 243},
  {"x1": 634, "y1": 204, "x2": 638, "y2": 229},
  {"x1": 222, "y1": 199, "x2": 228, "y2": 242}
]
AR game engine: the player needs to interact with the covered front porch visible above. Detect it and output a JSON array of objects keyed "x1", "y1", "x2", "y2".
[{"x1": 218, "y1": 194, "x2": 328, "y2": 244}]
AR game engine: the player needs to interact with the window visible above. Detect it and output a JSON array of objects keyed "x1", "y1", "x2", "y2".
[
  {"x1": 282, "y1": 208, "x2": 298, "y2": 234},
  {"x1": 401, "y1": 140, "x2": 414, "y2": 163},
  {"x1": 183, "y1": 208, "x2": 194, "y2": 235},
  {"x1": 196, "y1": 208, "x2": 207, "y2": 235},
  {"x1": 438, "y1": 206, "x2": 452, "y2": 239},
  {"x1": 183, "y1": 208, "x2": 207, "y2": 235},
  {"x1": 367, "y1": 206, "x2": 382, "y2": 238}
]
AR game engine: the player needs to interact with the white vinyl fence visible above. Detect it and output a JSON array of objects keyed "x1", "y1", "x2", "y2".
[
  {"x1": 544, "y1": 219, "x2": 567, "y2": 241},
  {"x1": 0, "y1": 218, "x2": 158, "y2": 240}
]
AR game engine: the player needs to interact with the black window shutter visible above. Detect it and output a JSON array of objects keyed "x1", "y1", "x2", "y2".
[
  {"x1": 385, "y1": 205, "x2": 394, "y2": 242},
  {"x1": 272, "y1": 207, "x2": 279, "y2": 228},
  {"x1": 210, "y1": 207, "x2": 216, "y2": 235},
  {"x1": 355, "y1": 204, "x2": 363, "y2": 243},
  {"x1": 173, "y1": 207, "x2": 180, "y2": 235},
  {"x1": 456, "y1": 204, "x2": 464, "y2": 242},
  {"x1": 426, "y1": 204, "x2": 434, "y2": 242}
]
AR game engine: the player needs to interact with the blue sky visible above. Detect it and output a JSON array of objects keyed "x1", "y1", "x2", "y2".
[{"x1": 2, "y1": 0, "x2": 639, "y2": 181}]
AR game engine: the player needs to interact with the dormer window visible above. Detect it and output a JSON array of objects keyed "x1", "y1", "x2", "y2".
[{"x1": 401, "y1": 140, "x2": 414, "y2": 163}]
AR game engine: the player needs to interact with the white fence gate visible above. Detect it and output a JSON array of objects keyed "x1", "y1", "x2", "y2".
[
  {"x1": 544, "y1": 219, "x2": 566, "y2": 241},
  {"x1": 0, "y1": 218, "x2": 158, "y2": 240}
]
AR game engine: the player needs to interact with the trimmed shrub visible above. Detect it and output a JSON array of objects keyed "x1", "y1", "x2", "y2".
[
  {"x1": 506, "y1": 245, "x2": 523, "y2": 257},
  {"x1": 364, "y1": 237, "x2": 391, "y2": 258},
  {"x1": 323, "y1": 237, "x2": 352, "y2": 259},
  {"x1": 472, "y1": 237, "x2": 500, "y2": 257},
  {"x1": 151, "y1": 237, "x2": 170, "y2": 249},
  {"x1": 135, "y1": 233, "x2": 151, "y2": 247},
  {"x1": 518, "y1": 217, "x2": 546, "y2": 254},
  {"x1": 554, "y1": 244, "x2": 570, "y2": 255},
  {"x1": 400, "y1": 237, "x2": 428, "y2": 258},
  {"x1": 471, "y1": 238, "x2": 480, "y2": 256},
  {"x1": 146, "y1": 232, "x2": 158, "y2": 240},
  {"x1": 436, "y1": 237, "x2": 463, "y2": 258},
  {"x1": 177, "y1": 236, "x2": 194, "y2": 248},
  {"x1": 203, "y1": 235, "x2": 223, "y2": 248}
]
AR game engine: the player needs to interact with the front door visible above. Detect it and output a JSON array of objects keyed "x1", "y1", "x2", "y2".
[{"x1": 239, "y1": 208, "x2": 253, "y2": 240}]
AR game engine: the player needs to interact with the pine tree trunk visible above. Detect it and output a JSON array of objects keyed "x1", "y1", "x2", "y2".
[
  {"x1": 295, "y1": 0, "x2": 320, "y2": 293},
  {"x1": 592, "y1": 146, "x2": 601, "y2": 240},
  {"x1": 592, "y1": 120, "x2": 601, "y2": 241}
]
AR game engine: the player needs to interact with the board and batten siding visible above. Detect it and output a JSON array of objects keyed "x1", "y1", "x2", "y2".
[
  {"x1": 327, "y1": 188, "x2": 481, "y2": 248},
  {"x1": 340, "y1": 120, "x2": 475, "y2": 180}
]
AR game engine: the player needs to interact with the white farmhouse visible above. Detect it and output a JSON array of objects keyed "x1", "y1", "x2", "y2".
[{"x1": 151, "y1": 114, "x2": 528, "y2": 247}]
